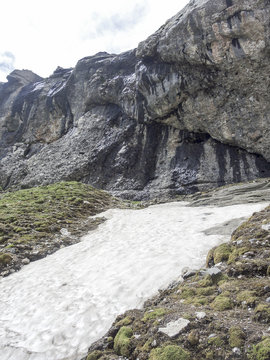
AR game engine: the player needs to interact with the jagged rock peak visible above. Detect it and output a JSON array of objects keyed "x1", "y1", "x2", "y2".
[{"x1": 6, "y1": 69, "x2": 43, "y2": 85}]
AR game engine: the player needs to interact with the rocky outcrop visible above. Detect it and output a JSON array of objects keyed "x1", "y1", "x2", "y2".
[{"x1": 0, "y1": 0, "x2": 270, "y2": 199}]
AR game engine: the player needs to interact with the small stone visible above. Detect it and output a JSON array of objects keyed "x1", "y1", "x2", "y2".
[
  {"x1": 60, "y1": 228, "x2": 71, "y2": 236},
  {"x1": 151, "y1": 340, "x2": 157, "y2": 347},
  {"x1": 31, "y1": 250, "x2": 40, "y2": 256},
  {"x1": 262, "y1": 223, "x2": 270, "y2": 231},
  {"x1": 208, "y1": 334, "x2": 217, "y2": 339},
  {"x1": 134, "y1": 334, "x2": 141, "y2": 339},
  {"x1": 264, "y1": 286, "x2": 270, "y2": 293},
  {"x1": 21, "y1": 258, "x2": 30, "y2": 265},
  {"x1": 237, "y1": 240, "x2": 243, "y2": 245},
  {"x1": 182, "y1": 270, "x2": 196, "y2": 279},
  {"x1": 182, "y1": 267, "x2": 196, "y2": 279},
  {"x1": 1, "y1": 270, "x2": 10, "y2": 277},
  {"x1": 266, "y1": 297, "x2": 270, "y2": 303},
  {"x1": 200, "y1": 267, "x2": 222, "y2": 279},
  {"x1": 232, "y1": 347, "x2": 241, "y2": 356},
  {"x1": 159, "y1": 318, "x2": 190, "y2": 337},
  {"x1": 196, "y1": 312, "x2": 206, "y2": 320},
  {"x1": 243, "y1": 251, "x2": 255, "y2": 258}
]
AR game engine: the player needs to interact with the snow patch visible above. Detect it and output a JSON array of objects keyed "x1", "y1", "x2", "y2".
[
  {"x1": 47, "y1": 81, "x2": 66, "y2": 97},
  {"x1": 0, "y1": 201, "x2": 266, "y2": 360},
  {"x1": 31, "y1": 81, "x2": 45, "y2": 92}
]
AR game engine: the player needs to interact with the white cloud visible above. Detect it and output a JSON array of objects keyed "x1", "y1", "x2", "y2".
[
  {"x1": 0, "y1": 52, "x2": 15, "y2": 82},
  {"x1": 0, "y1": 0, "x2": 189, "y2": 82}
]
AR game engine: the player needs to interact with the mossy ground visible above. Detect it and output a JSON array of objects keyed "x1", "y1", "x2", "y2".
[
  {"x1": 0, "y1": 181, "x2": 125, "y2": 275},
  {"x1": 83, "y1": 204, "x2": 270, "y2": 360}
]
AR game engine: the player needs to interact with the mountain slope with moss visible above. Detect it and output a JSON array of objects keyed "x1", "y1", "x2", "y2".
[{"x1": 0, "y1": 181, "x2": 123, "y2": 276}]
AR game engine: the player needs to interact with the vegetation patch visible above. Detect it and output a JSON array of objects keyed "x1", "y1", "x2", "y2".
[
  {"x1": 0, "y1": 181, "x2": 120, "y2": 275},
  {"x1": 142, "y1": 308, "x2": 167, "y2": 322},
  {"x1": 208, "y1": 336, "x2": 224, "y2": 347},
  {"x1": 86, "y1": 350, "x2": 102, "y2": 360},
  {"x1": 229, "y1": 326, "x2": 246, "y2": 348},
  {"x1": 211, "y1": 295, "x2": 233, "y2": 311},
  {"x1": 213, "y1": 243, "x2": 232, "y2": 264},
  {"x1": 115, "y1": 316, "x2": 133, "y2": 327},
  {"x1": 113, "y1": 326, "x2": 133, "y2": 357},
  {"x1": 149, "y1": 345, "x2": 190, "y2": 360},
  {"x1": 0, "y1": 253, "x2": 13, "y2": 266},
  {"x1": 248, "y1": 337, "x2": 270, "y2": 360},
  {"x1": 254, "y1": 304, "x2": 270, "y2": 323},
  {"x1": 236, "y1": 290, "x2": 257, "y2": 307}
]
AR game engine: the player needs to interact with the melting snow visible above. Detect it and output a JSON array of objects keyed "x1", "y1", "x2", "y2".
[
  {"x1": 0, "y1": 201, "x2": 266, "y2": 360},
  {"x1": 47, "y1": 82, "x2": 66, "y2": 97},
  {"x1": 31, "y1": 82, "x2": 45, "y2": 92}
]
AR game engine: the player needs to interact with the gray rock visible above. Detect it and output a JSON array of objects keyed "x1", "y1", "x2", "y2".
[
  {"x1": 182, "y1": 267, "x2": 196, "y2": 279},
  {"x1": 262, "y1": 223, "x2": 270, "y2": 231},
  {"x1": 151, "y1": 340, "x2": 157, "y2": 347},
  {"x1": 200, "y1": 267, "x2": 222, "y2": 278},
  {"x1": 159, "y1": 318, "x2": 190, "y2": 337},
  {"x1": 232, "y1": 347, "x2": 241, "y2": 356},
  {"x1": 21, "y1": 258, "x2": 30, "y2": 265},
  {"x1": 0, "y1": 0, "x2": 269, "y2": 199},
  {"x1": 196, "y1": 312, "x2": 206, "y2": 320}
]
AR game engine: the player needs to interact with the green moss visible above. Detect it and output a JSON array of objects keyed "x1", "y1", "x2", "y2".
[
  {"x1": 228, "y1": 247, "x2": 251, "y2": 264},
  {"x1": 229, "y1": 326, "x2": 245, "y2": 348},
  {"x1": 211, "y1": 295, "x2": 233, "y2": 311},
  {"x1": 213, "y1": 243, "x2": 231, "y2": 264},
  {"x1": 236, "y1": 290, "x2": 257, "y2": 306},
  {"x1": 149, "y1": 345, "x2": 190, "y2": 360},
  {"x1": 187, "y1": 331, "x2": 199, "y2": 346},
  {"x1": 198, "y1": 275, "x2": 213, "y2": 287},
  {"x1": 248, "y1": 337, "x2": 270, "y2": 360},
  {"x1": 217, "y1": 275, "x2": 230, "y2": 286},
  {"x1": 205, "y1": 351, "x2": 214, "y2": 359},
  {"x1": 180, "y1": 288, "x2": 196, "y2": 300},
  {"x1": 196, "y1": 286, "x2": 216, "y2": 296},
  {"x1": 0, "y1": 253, "x2": 13, "y2": 266},
  {"x1": 143, "y1": 308, "x2": 167, "y2": 322},
  {"x1": 115, "y1": 316, "x2": 133, "y2": 327},
  {"x1": 254, "y1": 304, "x2": 270, "y2": 323},
  {"x1": 0, "y1": 181, "x2": 115, "y2": 268},
  {"x1": 208, "y1": 336, "x2": 224, "y2": 347},
  {"x1": 190, "y1": 296, "x2": 211, "y2": 307},
  {"x1": 113, "y1": 326, "x2": 133, "y2": 357},
  {"x1": 142, "y1": 339, "x2": 152, "y2": 352},
  {"x1": 86, "y1": 350, "x2": 102, "y2": 360}
]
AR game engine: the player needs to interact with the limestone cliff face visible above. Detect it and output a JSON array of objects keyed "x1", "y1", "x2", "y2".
[{"x1": 0, "y1": 0, "x2": 269, "y2": 199}]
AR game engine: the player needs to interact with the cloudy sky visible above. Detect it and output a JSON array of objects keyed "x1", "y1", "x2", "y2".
[{"x1": 0, "y1": 0, "x2": 189, "y2": 82}]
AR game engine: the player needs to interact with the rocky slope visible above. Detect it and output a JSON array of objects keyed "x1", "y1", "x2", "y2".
[{"x1": 0, "y1": 0, "x2": 270, "y2": 199}]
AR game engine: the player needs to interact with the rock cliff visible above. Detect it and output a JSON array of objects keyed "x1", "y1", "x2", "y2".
[{"x1": 0, "y1": 0, "x2": 270, "y2": 199}]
